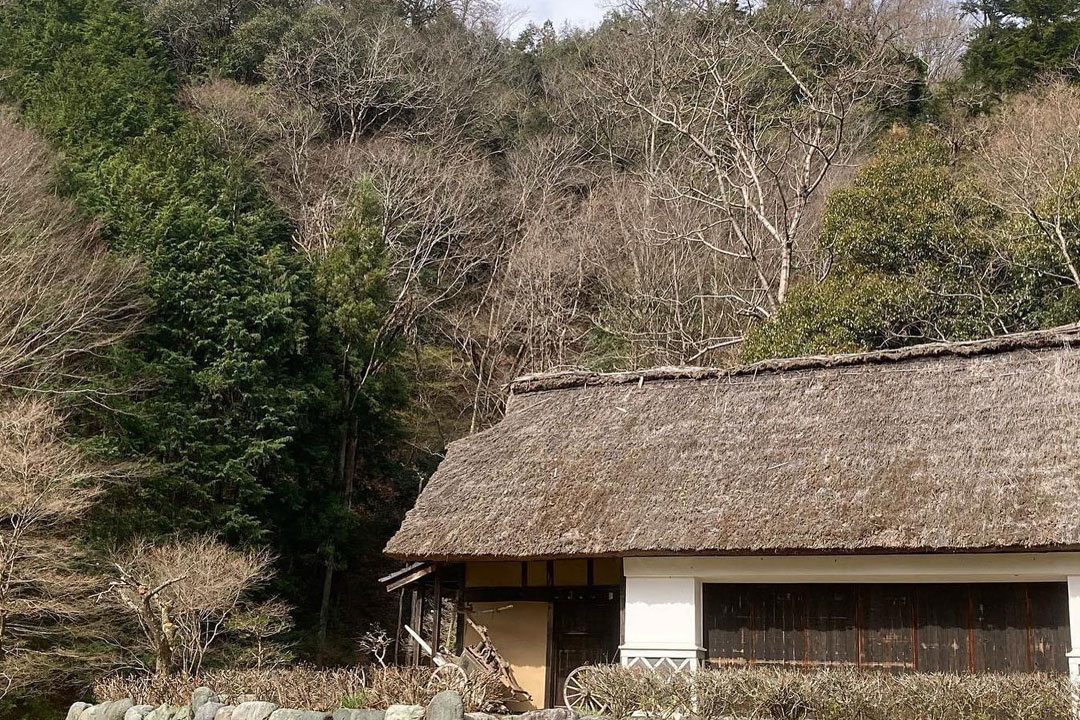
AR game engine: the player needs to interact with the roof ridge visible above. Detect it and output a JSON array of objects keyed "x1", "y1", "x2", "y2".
[{"x1": 508, "y1": 323, "x2": 1080, "y2": 395}]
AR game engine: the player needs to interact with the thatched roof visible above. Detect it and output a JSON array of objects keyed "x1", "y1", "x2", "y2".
[{"x1": 385, "y1": 325, "x2": 1080, "y2": 561}]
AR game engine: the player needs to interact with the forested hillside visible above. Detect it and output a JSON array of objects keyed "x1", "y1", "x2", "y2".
[{"x1": 0, "y1": 0, "x2": 1078, "y2": 713}]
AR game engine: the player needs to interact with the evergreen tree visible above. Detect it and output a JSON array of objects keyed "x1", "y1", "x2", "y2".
[
  {"x1": 0, "y1": 0, "x2": 328, "y2": 542},
  {"x1": 962, "y1": 0, "x2": 1080, "y2": 92},
  {"x1": 306, "y1": 182, "x2": 409, "y2": 658},
  {"x1": 743, "y1": 130, "x2": 1006, "y2": 360}
]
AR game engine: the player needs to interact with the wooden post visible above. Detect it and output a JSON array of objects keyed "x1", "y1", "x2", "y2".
[
  {"x1": 1069, "y1": 576, "x2": 1080, "y2": 718},
  {"x1": 394, "y1": 588, "x2": 405, "y2": 664},
  {"x1": 455, "y1": 585, "x2": 466, "y2": 654},
  {"x1": 1067, "y1": 577, "x2": 1080, "y2": 676},
  {"x1": 410, "y1": 588, "x2": 423, "y2": 666}
]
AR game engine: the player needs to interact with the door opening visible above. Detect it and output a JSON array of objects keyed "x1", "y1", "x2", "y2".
[{"x1": 549, "y1": 589, "x2": 620, "y2": 707}]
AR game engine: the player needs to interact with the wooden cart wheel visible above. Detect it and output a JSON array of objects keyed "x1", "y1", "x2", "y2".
[
  {"x1": 429, "y1": 663, "x2": 469, "y2": 692},
  {"x1": 564, "y1": 666, "x2": 607, "y2": 714}
]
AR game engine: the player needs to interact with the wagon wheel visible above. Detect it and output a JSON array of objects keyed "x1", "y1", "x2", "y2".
[
  {"x1": 429, "y1": 663, "x2": 469, "y2": 693},
  {"x1": 564, "y1": 666, "x2": 608, "y2": 714}
]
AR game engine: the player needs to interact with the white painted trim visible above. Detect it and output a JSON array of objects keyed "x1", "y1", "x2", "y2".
[
  {"x1": 1068, "y1": 576, "x2": 1080, "y2": 681},
  {"x1": 624, "y1": 553, "x2": 1080, "y2": 583},
  {"x1": 619, "y1": 643, "x2": 705, "y2": 654},
  {"x1": 623, "y1": 655, "x2": 701, "y2": 672}
]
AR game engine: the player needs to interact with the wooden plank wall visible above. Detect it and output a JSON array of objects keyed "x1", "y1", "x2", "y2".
[{"x1": 703, "y1": 582, "x2": 1070, "y2": 673}]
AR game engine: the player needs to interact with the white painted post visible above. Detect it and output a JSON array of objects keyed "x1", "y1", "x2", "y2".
[
  {"x1": 1068, "y1": 576, "x2": 1080, "y2": 680},
  {"x1": 619, "y1": 576, "x2": 705, "y2": 671},
  {"x1": 1066, "y1": 577, "x2": 1080, "y2": 720}
]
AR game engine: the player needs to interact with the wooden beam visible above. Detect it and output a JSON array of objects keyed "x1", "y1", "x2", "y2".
[
  {"x1": 394, "y1": 588, "x2": 404, "y2": 664},
  {"x1": 379, "y1": 561, "x2": 427, "y2": 584},
  {"x1": 386, "y1": 563, "x2": 437, "y2": 593}
]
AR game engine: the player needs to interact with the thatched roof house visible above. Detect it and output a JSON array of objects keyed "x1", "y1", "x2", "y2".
[
  {"x1": 385, "y1": 326, "x2": 1080, "y2": 708},
  {"x1": 387, "y1": 324, "x2": 1080, "y2": 560}
]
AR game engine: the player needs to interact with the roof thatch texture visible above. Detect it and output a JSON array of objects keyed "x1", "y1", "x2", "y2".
[{"x1": 385, "y1": 325, "x2": 1080, "y2": 560}]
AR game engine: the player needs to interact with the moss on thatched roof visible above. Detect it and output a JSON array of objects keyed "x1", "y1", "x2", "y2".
[{"x1": 386, "y1": 325, "x2": 1080, "y2": 560}]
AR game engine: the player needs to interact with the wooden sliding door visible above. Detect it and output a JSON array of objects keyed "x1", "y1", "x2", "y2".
[
  {"x1": 703, "y1": 582, "x2": 1070, "y2": 673},
  {"x1": 550, "y1": 592, "x2": 620, "y2": 706}
]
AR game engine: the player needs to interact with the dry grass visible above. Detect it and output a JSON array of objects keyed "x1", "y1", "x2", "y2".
[
  {"x1": 577, "y1": 665, "x2": 1075, "y2": 720},
  {"x1": 94, "y1": 667, "x2": 367, "y2": 711},
  {"x1": 365, "y1": 665, "x2": 509, "y2": 712},
  {"x1": 94, "y1": 664, "x2": 509, "y2": 712}
]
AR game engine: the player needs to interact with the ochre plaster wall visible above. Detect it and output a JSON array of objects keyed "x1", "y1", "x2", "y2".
[{"x1": 466, "y1": 601, "x2": 550, "y2": 710}]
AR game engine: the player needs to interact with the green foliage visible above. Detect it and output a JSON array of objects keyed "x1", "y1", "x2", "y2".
[
  {"x1": 222, "y1": 7, "x2": 296, "y2": 82},
  {"x1": 315, "y1": 183, "x2": 393, "y2": 366},
  {"x1": 745, "y1": 124, "x2": 1080, "y2": 362},
  {"x1": 340, "y1": 692, "x2": 368, "y2": 709},
  {"x1": 961, "y1": 0, "x2": 1080, "y2": 93},
  {"x1": 310, "y1": 179, "x2": 407, "y2": 473},
  {"x1": 0, "y1": 0, "x2": 178, "y2": 158},
  {"x1": 742, "y1": 273, "x2": 918, "y2": 360},
  {"x1": 997, "y1": 169, "x2": 1080, "y2": 325},
  {"x1": 300, "y1": 180, "x2": 410, "y2": 657},
  {"x1": 744, "y1": 130, "x2": 1008, "y2": 361},
  {"x1": 0, "y1": 692, "x2": 71, "y2": 720},
  {"x1": 0, "y1": 0, "x2": 416, "y2": 671},
  {"x1": 0, "y1": 0, "x2": 326, "y2": 542},
  {"x1": 819, "y1": 132, "x2": 977, "y2": 275}
]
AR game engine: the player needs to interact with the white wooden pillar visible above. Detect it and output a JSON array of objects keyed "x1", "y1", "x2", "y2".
[
  {"x1": 1068, "y1": 576, "x2": 1080, "y2": 680},
  {"x1": 619, "y1": 576, "x2": 705, "y2": 671}
]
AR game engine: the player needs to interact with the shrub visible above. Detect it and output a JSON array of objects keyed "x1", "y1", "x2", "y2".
[
  {"x1": 576, "y1": 665, "x2": 1075, "y2": 720},
  {"x1": 340, "y1": 692, "x2": 367, "y2": 709},
  {"x1": 365, "y1": 666, "x2": 508, "y2": 713},
  {"x1": 94, "y1": 664, "x2": 509, "y2": 713},
  {"x1": 94, "y1": 667, "x2": 366, "y2": 711}
]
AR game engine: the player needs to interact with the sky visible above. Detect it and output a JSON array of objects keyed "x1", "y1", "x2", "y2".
[{"x1": 504, "y1": 0, "x2": 608, "y2": 35}]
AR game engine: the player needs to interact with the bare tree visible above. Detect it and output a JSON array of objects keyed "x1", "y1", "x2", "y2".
[
  {"x1": 0, "y1": 113, "x2": 143, "y2": 391},
  {"x1": 223, "y1": 599, "x2": 294, "y2": 670},
  {"x1": 867, "y1": 0, "x2": 970, "y2": 84},
  {"x1": 434, "y1": 134, "x2": 599, "y2": 428},
  {"x1": 0, "y1": 397, "x2": 129, "y2": 698},
  {"x1": 103, "y1": 536, "x2": 283, "y2": 676},
  {"x1": 265, "y1": 6, "x2": 430, "y2": 142},
  {"x1": 0, "y1": 115, "x2": 143, "y2": 696},
  {"x1": 582, "y1": 0, "x2": 911, "y2": 324},
  {"x1": 356, "y1": 623, "x2": 392, "y2": 667},
  {"x1": 974, "y1": 79, "x2": 1080, "y2": 287},
  {"x1": 190, "y1": 0, "x2": 916, "y2": 428}
]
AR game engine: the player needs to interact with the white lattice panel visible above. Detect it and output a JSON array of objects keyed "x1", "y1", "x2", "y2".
[{"x1": 623, "y1": 655, "x2": 697, "y2": 672}]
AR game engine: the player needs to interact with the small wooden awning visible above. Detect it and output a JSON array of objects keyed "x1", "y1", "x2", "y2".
[{"x1": 379, "y1": 561, "x2": 437, "y2": 592}]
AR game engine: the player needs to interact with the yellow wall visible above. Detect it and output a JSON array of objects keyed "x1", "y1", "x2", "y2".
[
  {"x1": 465, "y1": 561, "x2": 521, "y2": 587},
  {"x1": 553, "y1": 559, "x2": 588, "y2": 586},
  {"x1": 465, "y1": 559, "x2": 625, "y2": 588},
  {"x1": 594, "y1": 558, "x2": 622, "y2": 585},
  {"x1": 466, "y1": 602, "x2": 550, "y2": 711}
]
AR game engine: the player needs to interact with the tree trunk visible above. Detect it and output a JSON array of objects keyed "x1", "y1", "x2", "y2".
[
  {"x1": 317, "y1": 379, "x2": 357, "y2": 660},
  {"x1": 155, "y1": 608, "x2": 174, "y2": 676},
  {"x1": 316, "y1": 553, "x2": 334, "y2": 660}
]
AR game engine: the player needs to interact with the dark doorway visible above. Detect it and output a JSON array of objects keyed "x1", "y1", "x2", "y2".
[{"x1": 550, "y1": 589, "x2": 620, "y2": 707}]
